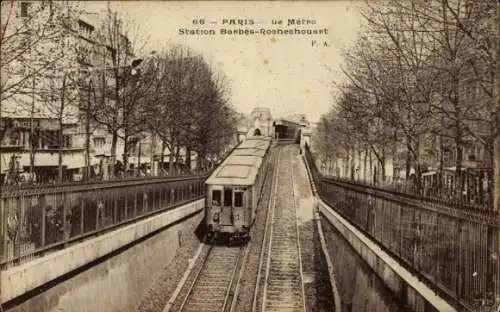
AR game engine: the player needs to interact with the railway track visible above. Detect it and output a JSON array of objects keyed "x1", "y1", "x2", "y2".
[
  {"x1": 165, "y1": 146, "x2": 281, "y2": 312},
  {"x1": 165, "y1": 144, "x2": 308, "y2": 312},
  {"x1": 165, "y1": 237, "x2": 246, "y2": 312},
  {"x1": 253, "y1": 145, "x2": 307, "y2": 312}
]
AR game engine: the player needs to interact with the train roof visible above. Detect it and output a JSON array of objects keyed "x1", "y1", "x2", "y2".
[{"x1": 205, "y1": 136, "x2": 271, "y2": 186}]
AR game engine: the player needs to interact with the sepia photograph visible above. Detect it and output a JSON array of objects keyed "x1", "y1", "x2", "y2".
[{"x1": 0, "y1": 1, "x2": 499, "y2": 311}]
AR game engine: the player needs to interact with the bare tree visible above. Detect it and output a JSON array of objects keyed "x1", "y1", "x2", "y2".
[
  {"x1": 91, "y1": 4, "x2": 149, "y2": 174},
  {"x1": 324, "y1": 0, "x2": 497, "y2": 201},
  {"x1": 0, "y1": 1, "x2": 82, "y2": 103},
  {"x1": 438, "y1": 0, "x2": 499, "y2": 209},
  {"x1": 144, "y1": 46, "x2": 237, "y2": 174},
  {"x1": 1, "y1": 1, "x2": 82, "y2": 180},
  {"x1": 36, "y1": 8, "x2": 84, "y2": 183}
]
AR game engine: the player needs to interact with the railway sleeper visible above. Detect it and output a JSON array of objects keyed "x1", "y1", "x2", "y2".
[
  {"x1": 267, "y1": 288, "x2": 302, "y2": 294},
  {"x1": 264, "y1": 306, "x2": 304, "y2": 312}
]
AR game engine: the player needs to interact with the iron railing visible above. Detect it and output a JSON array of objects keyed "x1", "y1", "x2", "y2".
[
  {"x1": 304, "y1": 144, "x2": 500, "y2": 312},
  {"x1": 1, "y1": 167, "x2": 213, "y2": 191},
  {"x1": 0, "y1": 174, "x2": 207, "y2": 269},
  {"x1": 0, "y1": 141, "x2": 244, "y2": 269},
  {"x1": 320, "y1": 173, "x2": 493, "y2": 213}
]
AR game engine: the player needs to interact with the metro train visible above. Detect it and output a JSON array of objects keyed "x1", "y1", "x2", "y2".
[{"x1": 204, "y1": 136, "x2": 272, "y2": 243}]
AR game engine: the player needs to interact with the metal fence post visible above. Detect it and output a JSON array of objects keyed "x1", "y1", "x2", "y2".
[
  {"x1": 41, "y1": 200, "x2": 46, "y2": 251},
  {"x1": 124, "y1": 192, "x2": 128, "y2": 220},
  {"x1": 80, "y1": 195, "x2": 84, "y2": 236},
  {"x1": 456, "y1": 219, "x2": 463, "y2": 300},
  {"x1": 486, "y1": 225, "x2": 499, "y2": 308},
  {"x1": 134, "y1": 190, "x2": 137, "y2": 218},
  {"x1": 113, "y1": 191, "x2": 118, "y2": 223},
  {"x1": 0, "y1": 198, "x2": 4, "y2": 264},
  {"x1": 435, "y1": 213, "x2": 440, "y2": 289},
  {"x1": 62, "y1": 193, "x2": 68, "y2": 247},
  {"x1": 0, "y1": 199, "x2": 3, "y2": 312}
]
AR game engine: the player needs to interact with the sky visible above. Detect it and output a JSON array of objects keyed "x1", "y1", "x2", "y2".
[{"x1": 84, "y1": 1, "x2": 365, "y2": 123}]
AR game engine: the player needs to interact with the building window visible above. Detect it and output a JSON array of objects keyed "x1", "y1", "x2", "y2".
[
  {"x1": 129, "y1": 145, "x2": 137, "y2": 155},
  {"x1": 43, "y1": 130, "x2": 60, "y2": 148},
  {"x1": 93, "y1": 137, "x2": 105, "y2": 149},
  {"x1": 212, "y1": 190, "x2": 221, "y2": 206},
  {"x1": 234, "y1": 192, "x2": 243, "y2": 207},
  {"x1": 21, "y1": 2, "x2": 31, "y2": 17},
  {"x1": 63, "y1": 135, "x2": 72, "y2": 148}
]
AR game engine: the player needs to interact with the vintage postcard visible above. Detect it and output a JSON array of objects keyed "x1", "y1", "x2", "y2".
[{"x1": 1, "y1": 1, "x2": 498, "y2": 311}]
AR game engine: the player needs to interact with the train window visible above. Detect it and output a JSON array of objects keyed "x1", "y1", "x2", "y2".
[
  {"x1": 234, "y1": 192, "x2": 243, "y2": 207},
  {"x1": 212, "y1": 190, "x2": 221, "y2": 206},
  {"x1": 223, "y1": 189, "x2": 232, "y2": 206}
]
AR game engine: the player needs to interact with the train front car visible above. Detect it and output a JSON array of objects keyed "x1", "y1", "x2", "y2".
[{"x1": 205, "y1": 136, "x2": 271, "y2": 244}]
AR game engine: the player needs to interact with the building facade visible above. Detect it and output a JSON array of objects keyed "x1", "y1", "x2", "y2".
[{"x1": 0, "y1": 1, "x2": 133, "y2": 184}]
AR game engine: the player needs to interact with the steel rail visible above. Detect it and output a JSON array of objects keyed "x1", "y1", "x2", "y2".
[
  {"x1": 176, "y1": 239, "x2": 246, "y2": 312},
  {"x1": 176, "y1": 236, "x2": 216, "y2": 312},
  {"x1": 228, "y1": 145, "x2": 280, "y2": 312},
  {"x1": 251, "y1": 145, "x2": 281, "y2": 312},
  {"x1": 260, "y1": 145, "x2": 306, "y2": 312},
  {"x1": 227, "y1": 236, "x2": 253, "y2": 312},
  {"x1": 221, "y1": 245, "x2": 246, "y2": 312},
  {"x1": 290, "y1": 151, "x2": 308, "y2": 312}
]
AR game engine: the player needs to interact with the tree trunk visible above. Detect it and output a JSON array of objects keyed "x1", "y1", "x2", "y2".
[
  {"x1": 358, "y1": 149, "x2": 362, "y2": 181},
  {"x1": 454, "y1": 125, "x2": 464, "y2": 201},
  {"x1": 363, "y1": 148, "x2": 368, "y2": 182},
  {"x1": 414, "y1": 137, "x2": 422, "y2": 195},
  {"x1": 186, "y1": 146, "x2": 192, "y2": 173},
  {"x1": 406, "y1": 137, "x2": 412, "y2": 180},
  {"x1": 352, "y1": 148, "x2": 357, "y2": 180},
  {"x1": 123, "y1": 134, "x2": 129, "y2": 173},
  {"x1": 150, "y1": 133, "x2": 156, "y2": 175},
  {"x1": 197, "y1": 150, "x2": 202, "y2": 171},
  {"x1": 110, "y1": 131, "x2": 118, "y2": 172},
  {"x1": 372, "y1": 147, "x2": 385, "y2": 185},
  {"x1": 381, "y1": 147, "x2": 386, "y2": 183},
  {"x1": 345, "y1": 148, "x2": 350, "y2": 179},
  {"x1": 196, "y1": 149, "x2": 202, "y2": 171},
  {"x1": 57, "y1": 76, "x2": 66, "y2": 184},
  {"x1": 160, "y1": 140, "x2": 166, "y2": 173},
  {"x1": 369, "y1": 150, "x2": 373, "y2": 184},
  {"x1": 168, "y1": 152, "x2": 175, "y2": 173},
  {"x1": 494, "y1": 120, "x2": 500, "y2": 212},
  {"x1": 85, "y1": 103, "x2": 91, "y2": 181},
  {"x1": 169, "y1": 142, "x2": 175, "y2": 173},
  {"x1": 494, "y1": 4, "x2": 500, "y2": 212},
  {"x1": 392, "y1": 130, "x2": 398, "y2": 178},
  {"x1": 175, "y1": 146, "x2": 181, "y2": 174},
  {"x1": 58, "y1": 119, "x2": 64, "y2": 183},
  {"x1": 29, "y1": 75, "x2": 36, "y2": 181},
  {"x1": 438, "y1": 135, "x2": 445, "y2": 195},
  {"x1": 137, "y1": 142, "x2": 141, "y2": 176}
]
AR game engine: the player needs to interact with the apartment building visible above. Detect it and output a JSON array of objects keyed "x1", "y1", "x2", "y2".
[
  {"x1": 1, "y1": 2, "x2": 81, "y2": 183},
  {"x1": 0, "y1": 1, "x2": 131, "y2": 184}
]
